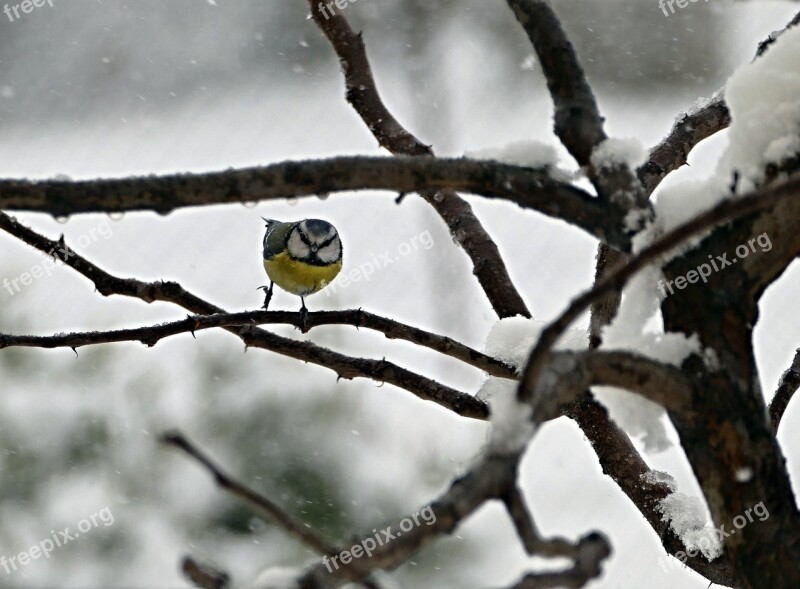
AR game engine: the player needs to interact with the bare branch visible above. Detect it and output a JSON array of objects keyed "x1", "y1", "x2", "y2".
[
  {"x1": 0, "y1": 309, "x2": 517, "y2": 379},
  {"x1": 588, "y1": 245, "x2": 627, "y2": 348},
  {"x1": 299, "y1": 451, "x2": 524, "y2": 583},
  {"x1": 505, "y1": 0, "x2": 643, "y2": 208},
  {"x1": 0, "y1": 156, "x2": 626, "y2": 247},
  {"x1": 0, "y1": 212, "x2": 488, "y2": 420},
  {"x1": 165, "y1": 433, "x2": 382, "y2": 589},
  {"x1": 163, "y1": 432, "x2": 340, "y2": 557},
  {"x1": 530, "y1": 350, "x2": 694, "y2": 423},
  {"x1": 307, "y1": 1, "x2": 531, "y2": 318},
  {"x1": 770, "y1": 348, "x2": 800, "y2": 434},
  {"x1": 238, "y1": 326, "x2": 488, "y2": 419},
  {"x1": 502, "y1": 533, "x2": 610, "y2": 589},
  {"x1": 504, "y1": 0, "x2": 604, "y2": 167},
  {"x1": 637, "y1": 97, "x2": 731, "y2": 196},
  {"x1": 503, "y1": 485, "x2": 598, "y2": 560},
  {"x1": 307, "y1": 2, "x2": 431, "y2": 157},
  {"x1": 562, "y1": 395, "x2": 734, "y2": 585},
  {"x1": 502, "y1": 484, "x2": 610, "y2": 589}
]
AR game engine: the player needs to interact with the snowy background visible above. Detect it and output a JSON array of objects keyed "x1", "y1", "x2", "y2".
[{"x1": 0, "y1": 0, "x2": 798, "y2": 587}]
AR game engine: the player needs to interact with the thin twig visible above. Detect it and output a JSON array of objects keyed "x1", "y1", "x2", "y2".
[
  {"x1": 637, "y1": 97, "x2": 731, "y2": 196},
  {"x1": 770, "y1": 348, "x2": 800, "y2": 434},
  {"x1": 162, "y1": 432, "x2": 340, "y2": 557},
  {"x1": 0, "y1": 309, "x2": 517, "y2": 379},
  {"x1": 504, "y1": 486, "x2": 586, "y2": 558},
  {"x1": 164, "y1": 434, "x2": 383, "y2": 588}
]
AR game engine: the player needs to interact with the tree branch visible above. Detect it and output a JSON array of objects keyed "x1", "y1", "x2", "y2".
[
  {"x1": 504, "y1": 0, "x2": 604, "y2": 167},
  {"x1": 501, "y1": 484, "x2": 610, "y2": 589},
  {"x1": 503, "y1": 485, "x2": 599, "y2": 560},
  {"x1": 307, "y1": 1, "x2": 531, "y2": 318},
  {"x1": 0, "y1": 212, "x2": 488, "y2": 420},
  {"x1": 638, "y1": 9, "x2": 800, "y2": 197},
  {"x1": 755, "y1": 9, "x2": 800, "y2": 58},
  {"x1": 518, "y1": 171, "x2": 800, "y2": 404},
  {"x1": 530, "y1": 350, "x2": 694, "y2": 423},
  {"x1": 562, "y1": 394, "x2": 734, "y2": 585},
  {"x1": 505, "y1": 0, "x2": 643, "y2": 209},
  {"x1": 637, "y1": 96, "x2": 731, "y2": 196},
  {"x1": 502, "y1": 534, "x2": 610, "y2": 589},
  {"x1": 0, "y1": 156, "x2": 626, "y2": 248},
  {"x1": 163, "y1": 432, "x2": 384, "y2": 587},
  {"x1": 769, "y1": 348, "x2": 800, "y2": 434},
  {"x1": 0, "y1": 309, "x2": 517, "y2": 379},
  {"x1": 162, "y1": 432, "x2": 339, "y2": 556}
]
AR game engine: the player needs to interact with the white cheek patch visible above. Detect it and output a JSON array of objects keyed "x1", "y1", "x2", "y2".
[
  {"x1": 317, "y1": 236, "x2": 341, "y2": 264},
  {"x1": 287, "y1": 230, "x2": 311, "y2": 259}
]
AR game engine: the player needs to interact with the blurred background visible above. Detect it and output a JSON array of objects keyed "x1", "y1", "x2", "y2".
[{"x1": 0, "y1": 0, "x2": 798, "y2": 587}]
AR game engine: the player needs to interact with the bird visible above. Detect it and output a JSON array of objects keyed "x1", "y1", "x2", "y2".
[{"x1": 259, "y1": 218, "x2": 343, "y2": 328}]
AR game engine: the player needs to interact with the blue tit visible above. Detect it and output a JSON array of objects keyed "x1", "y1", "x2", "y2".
[{"x1": 259, "y1": 218, "x2": 343, "y2": 322}]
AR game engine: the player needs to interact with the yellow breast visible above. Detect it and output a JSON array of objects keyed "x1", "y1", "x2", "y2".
[{"x1": 264, "y1": 251, "x2": 342, "y2": 296}]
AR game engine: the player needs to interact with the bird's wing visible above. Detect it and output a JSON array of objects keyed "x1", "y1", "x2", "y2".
[{"x1": 263, "y1": 221, "x2": 295, "y2": 260}]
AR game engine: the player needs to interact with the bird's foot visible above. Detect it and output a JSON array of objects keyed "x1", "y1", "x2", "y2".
[
  {"x1": 299, "y1": 299, "x2": 309, "y2": 333},
  {"x1": 258, "y1": 283, "x2": 274, "y2": 310}
]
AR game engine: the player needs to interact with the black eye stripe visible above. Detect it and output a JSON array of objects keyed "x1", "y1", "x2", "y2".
[
  {"x1": 296, "y1": 228, "x2": 313, "y2": 246},
  {"x1": 318, "y1": 235, "x2": 339, "y2": 249}
]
